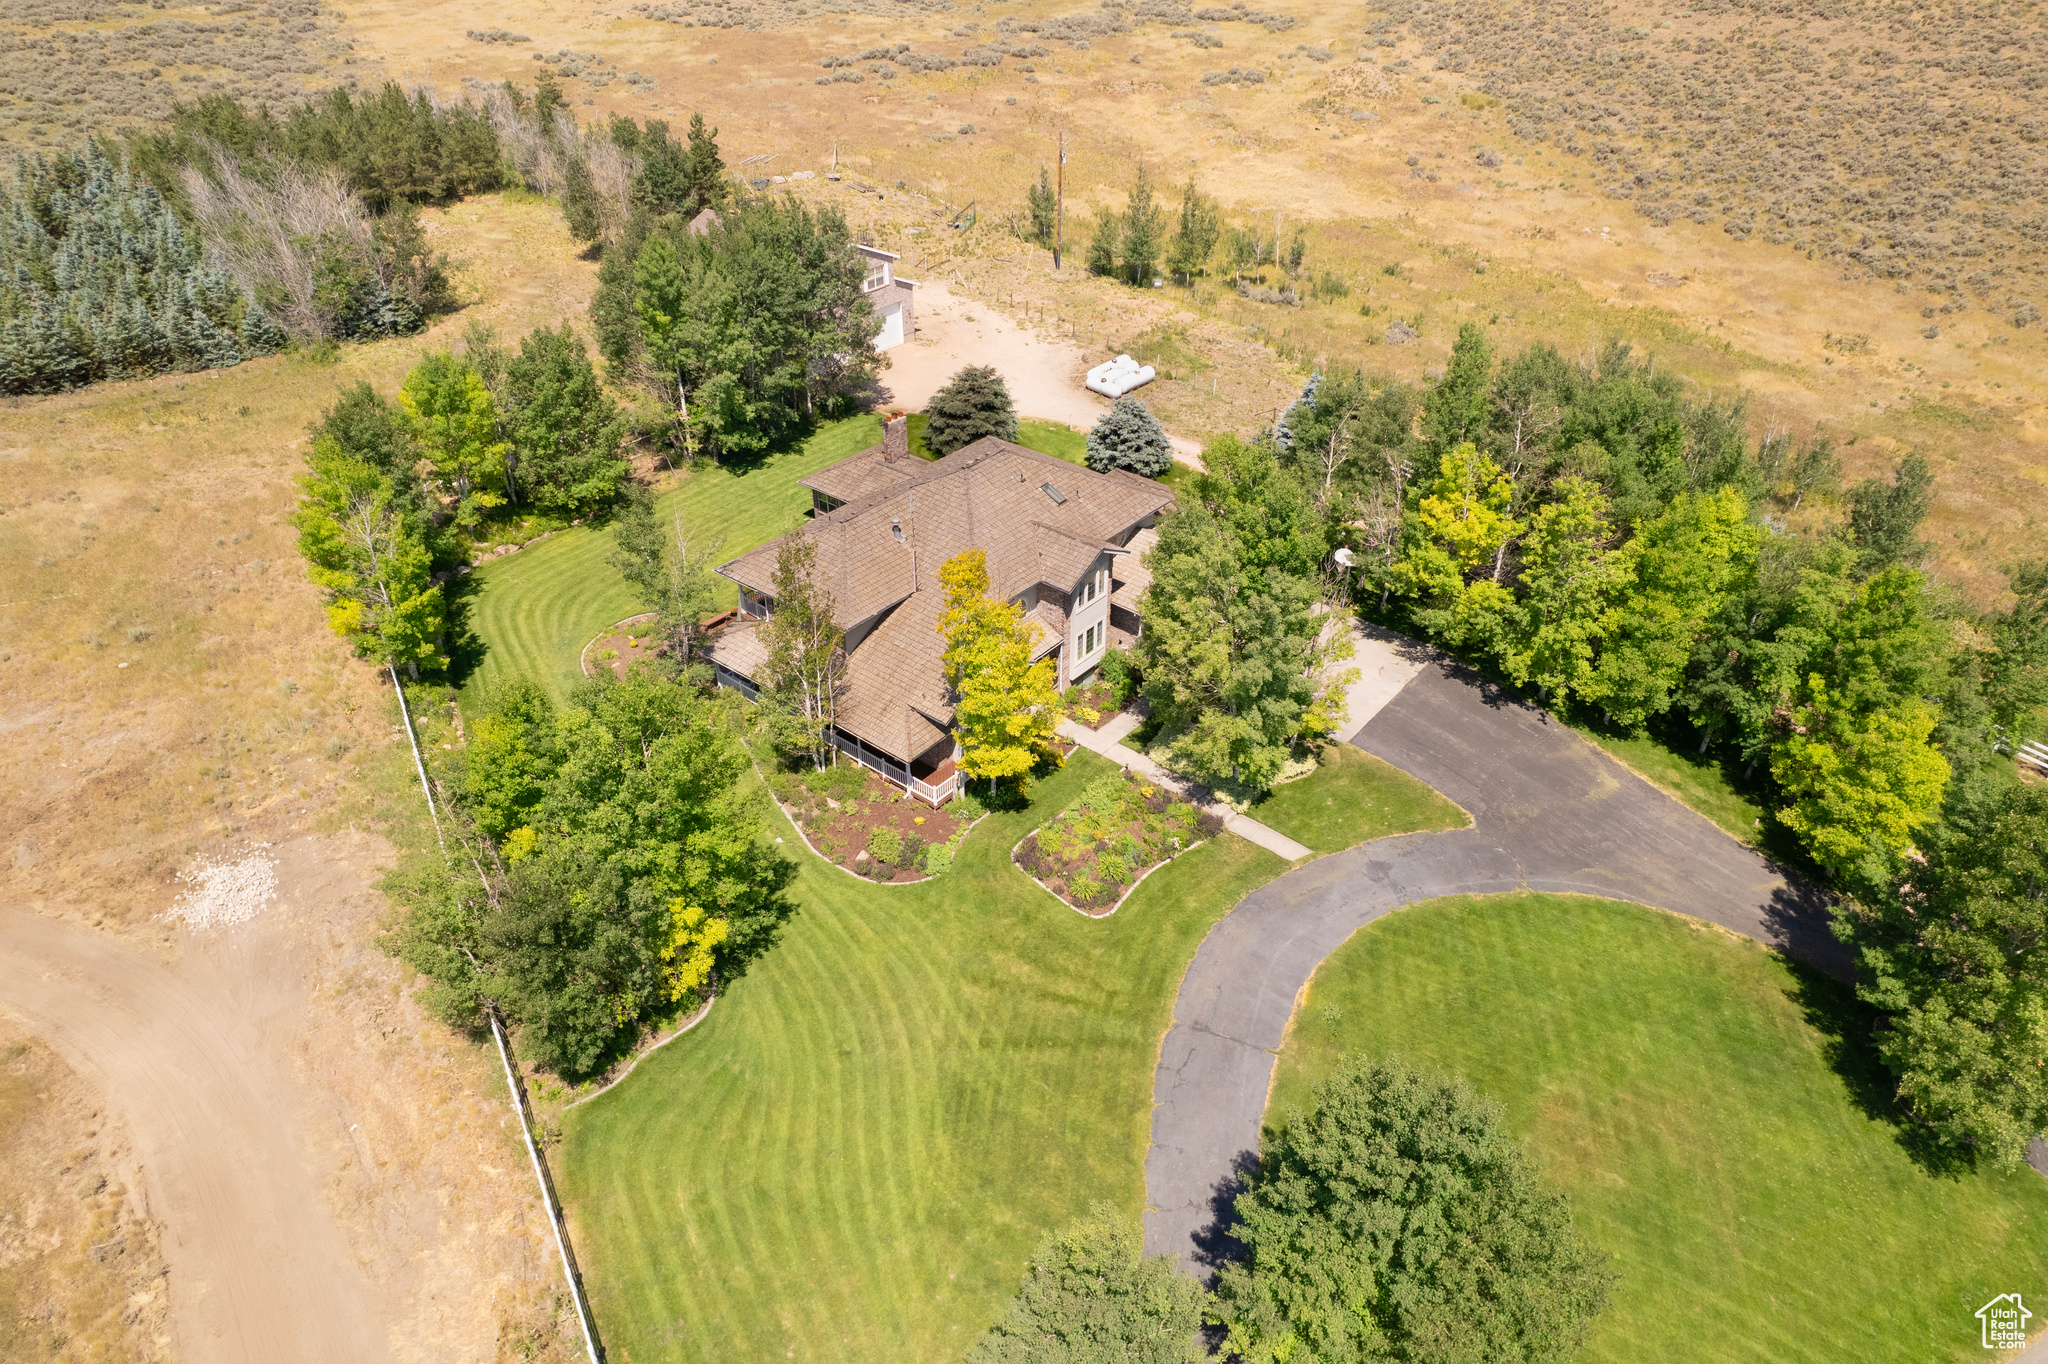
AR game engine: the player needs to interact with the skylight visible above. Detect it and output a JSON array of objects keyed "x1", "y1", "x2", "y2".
[{"x1": 1039, "y1": 482, "x2": 1067, "y2": 505}]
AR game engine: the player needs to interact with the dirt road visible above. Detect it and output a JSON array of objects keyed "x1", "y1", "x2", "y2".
[
  {"x1": 0, "y1": 828, "x2": 575, "y2": 1364},
  {"x1": 0, "y1": 900, "x2": 392, "y2": 1363}
]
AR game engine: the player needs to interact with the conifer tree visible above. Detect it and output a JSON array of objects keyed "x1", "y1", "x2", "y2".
[
  {"x1": 1026, "y1": 166, "x2": 1057, "y2": 246},
  {"x1": 924, "y1": 365, "x2": 1019, "y2": 455},
  {"x1": 1086, "y1": 397, "x2": 1173, "y2": 479},
  {"x1": 1087, "y1": 206, "x2": 1121, "y2": 278}
]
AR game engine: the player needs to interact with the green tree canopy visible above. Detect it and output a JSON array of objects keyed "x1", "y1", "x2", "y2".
[
  {"x1": 1137, "y1": 495, "x2": 1350, "y2": 796},
  {"x1": 925, "y1": 365, "x2": 1019, "y2": 456},
  {"x1": 292, "y1": 437, "x2": 447, "y2": 677},
  {"x1": 627, "y1": 196, "x2": 877, "y2": 458},
  {"x1": 1121, "y1": 164, "x2": 1167, "y2": 287},
  {"x1": 968, "y1": 1204, "x2": 1208, "y2": 1364},
  {"x1": 399, "y1": 351, "x2": 510, "y2": 529},
  {"x1": 502, "y1": 322, "x2": 629, "y2": 515},
  {"x1": 1838, "y1": 782, "x2": 2048, "y2": 1169},
  {"x1": 1212, "y1": 1056, "x2": 1615, "y2": 1364},
  {"x1": 394, "y1": 672, "x2": 793, "y2": 1074}
]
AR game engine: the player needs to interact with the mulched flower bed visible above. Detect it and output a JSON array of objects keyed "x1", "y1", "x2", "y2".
[
  {"x1": 1013, "y1": 768, "x2": 1223, "y2": 915},
  {"x1": 768, "y1": 763, "x2": 977, "y2": 882},
  {"x1": 584, "y1": 613, "x2": 666, "y2": 681},
  {"x1": 1064, "y1": 679, "x2": 1123, "y2": 730}
]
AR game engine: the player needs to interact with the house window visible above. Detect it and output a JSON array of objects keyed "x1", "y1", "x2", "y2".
[
  {"x1": 862, "y1": 257, "x2": 890, "y2": 292},
  {"x1": 1078, "y1": 568, "x2": 1103, "y2": 606},
  {"x1": 1080, "y1": 622, "x2": 1102, "y2": 658}
]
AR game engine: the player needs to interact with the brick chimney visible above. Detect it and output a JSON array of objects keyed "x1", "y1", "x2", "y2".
[{"x1": 882, "y1": 414, "x2": 910, "y2": 461}]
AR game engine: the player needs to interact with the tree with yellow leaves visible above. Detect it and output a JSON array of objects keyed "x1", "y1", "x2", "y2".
[
  {"x1": 938, "y1": 549, "x2": 1067, "y2": 792},
  {"x1": 1392, "y1": 441, "x2": 1522, "y2": 655}
]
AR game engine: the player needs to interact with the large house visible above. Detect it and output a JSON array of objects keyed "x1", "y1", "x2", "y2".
[{"x1": 706, "y1": 417, "x2": 1173, "y2": 803}]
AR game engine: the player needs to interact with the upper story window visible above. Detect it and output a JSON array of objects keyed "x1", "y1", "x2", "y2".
[
  {"x1": 1077, "y1": 567, "x2": 1105, "y2": 607},
  {"x1": 862, "y1": 256, "x2": 891, "y2": 292}
]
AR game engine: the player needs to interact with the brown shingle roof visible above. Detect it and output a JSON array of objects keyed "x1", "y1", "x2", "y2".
[
  {"x1": 798, "y1": 417, "x2": 922, "y2": 505},
  {"x1": 713, "y1": 436, "x2": 1173, "y2": 761}
]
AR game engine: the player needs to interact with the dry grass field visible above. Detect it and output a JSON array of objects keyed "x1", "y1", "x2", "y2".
[
  {"x1": 0, "y1": 0, "x2": 373, "y2": 151},
  {"x1": 0, "y1": 1018, "x2": 172, "y2": 1364},
  {"x1": 0, "y1": 193, "x2": 598, "y2": 1361},
  {"x1": 319, "y1": 0, "x2": 2048, "y2": 603}
]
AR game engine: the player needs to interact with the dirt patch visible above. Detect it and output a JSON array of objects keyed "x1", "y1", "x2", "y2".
[
  {"x1": 1012, "y1": 767, "x2": 1219, "y2": 915},
  {"x1": 767, "y1": 763, "x2": 970, "y2": 881},
  {"x1": 0, "y1": 1016, "x2": 172, "y2": 1363}
]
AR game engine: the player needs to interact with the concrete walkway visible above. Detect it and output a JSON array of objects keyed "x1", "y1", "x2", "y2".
[
  {"x1": 1144, "y1": 654, "x2": 1843, "y2": 1273},
  {"x1": 1056, "y1": 719, "x2": 1312, "y2": 862}
]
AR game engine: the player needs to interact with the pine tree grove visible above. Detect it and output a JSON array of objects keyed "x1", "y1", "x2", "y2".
[{"x1": 1, "y1": 144, "x2": 283, "y2": 394}]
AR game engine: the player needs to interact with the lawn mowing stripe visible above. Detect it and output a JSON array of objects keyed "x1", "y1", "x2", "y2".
[{"x1": 1272, "y1": 894, "x2": 2048, "y2": 1364}]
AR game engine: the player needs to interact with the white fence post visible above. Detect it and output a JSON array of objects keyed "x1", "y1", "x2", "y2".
[{"x1": 492, "y1": 1012, "x2": 604, "y2": 1364}]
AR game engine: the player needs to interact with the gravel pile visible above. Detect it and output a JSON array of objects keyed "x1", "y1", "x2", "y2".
[{"x1": 168, "y1": 851, "x2": 277, "y2": 929}]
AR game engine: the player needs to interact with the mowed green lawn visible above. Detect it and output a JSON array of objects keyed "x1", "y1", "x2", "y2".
[
  {"x1": 462, "y1": 414, "x2": 1099, "y2": 702},
  {"x1": 559, "y1": 750, "x2": 1288, "y2": 1362},
  {"x1": 1252, "y1": 741, "x2": 1467, "y2": 855},
  {"x1": 461, "y1": 414, "x2": 880, "y2": 701},
  {"x1": 1272, "y1": 893, "x2": 2048, "y2": 1364}
]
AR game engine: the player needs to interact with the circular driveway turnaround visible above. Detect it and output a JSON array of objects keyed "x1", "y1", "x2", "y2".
[{"x1": 1143, "y1": 654, "x2": 1847, "y2": 1271}]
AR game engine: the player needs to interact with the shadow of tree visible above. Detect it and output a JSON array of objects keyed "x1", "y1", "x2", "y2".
[
  {"x1": 1778, "y1": 957, "x2": 1977, "y2": 1179},
  {"x1": 1190, "y1": 1148, "x2": 1259, "y2": 1283}
]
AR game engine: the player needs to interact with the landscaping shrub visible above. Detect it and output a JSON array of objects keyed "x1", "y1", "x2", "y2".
[
  {"x1": 1017, "y1": 768, "x2": 1205, "y2": 912},
  {"x1": 920, "y1": 842, "x2": 953, "y2": 876},
  {"x1": 1098, "y1": 648, "x2": 1141, "y2": 709},
  {"x1": 865, "y1": 826, "x2": 903, "y2": 868}
]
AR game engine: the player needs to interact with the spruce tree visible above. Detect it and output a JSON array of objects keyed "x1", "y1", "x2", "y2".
[
  {"x1": 1086, "y1": 397, "x2": 1172, "y2": 478},
  {"x1": 1086, "y1": 206, "x2": 1120, "y2": 278},
  {"x1": 1026, "y1": 165, "x2": 1057, "y2": 246},
  {"x1": 683, "y1": 112, "x2": 727, "y2": 216},
  {"x1": 924, "y1": 365, "x2": 1018, "y2": 456},
  {"x1": 561, "y1": 156, "x2": 604, "y2": 244}
]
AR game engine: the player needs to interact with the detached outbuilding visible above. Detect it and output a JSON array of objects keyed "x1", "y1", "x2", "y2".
[{"x1": 854, "y1": 244, "x2": 917, "y2": 351}]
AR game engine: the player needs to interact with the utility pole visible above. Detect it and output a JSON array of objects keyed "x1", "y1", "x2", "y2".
[{"x1": 1054, "y1": 128, "x2": 1066, "y2": 272}]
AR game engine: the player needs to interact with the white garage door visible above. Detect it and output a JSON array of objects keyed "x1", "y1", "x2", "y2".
[{"x1": 875, "y1": 304, "x2": 904, "y2": 350}]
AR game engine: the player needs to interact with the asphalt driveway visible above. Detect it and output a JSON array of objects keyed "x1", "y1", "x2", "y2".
[{"x1": 1143, "y1": 655, "x2": 1845, "y2": 1271}]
